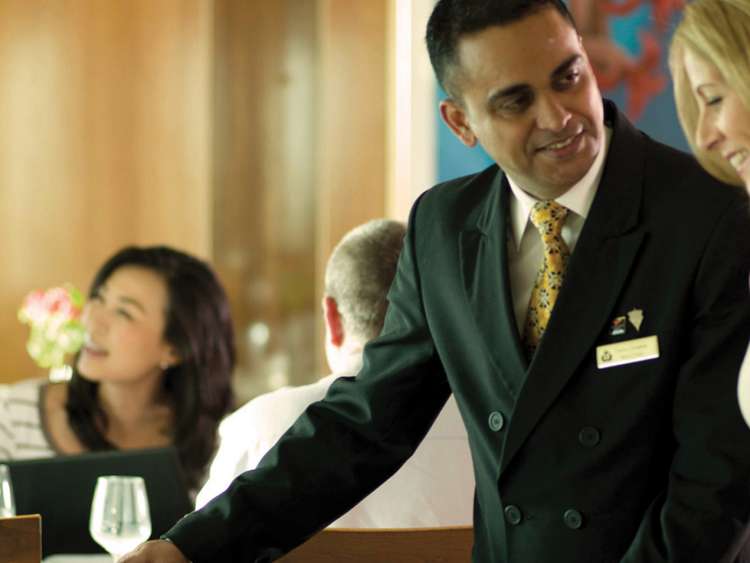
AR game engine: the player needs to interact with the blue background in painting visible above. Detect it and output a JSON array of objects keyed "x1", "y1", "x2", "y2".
[{"x1": 436, "y1": 4, "x2": 690, "y2": 184}]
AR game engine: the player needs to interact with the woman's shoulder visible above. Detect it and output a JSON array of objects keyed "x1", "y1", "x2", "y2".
[
  {"x1": 0, "y1": 377, "x2": 56, "y2": 460},
  {"x1": 0, "y1": 376, "x2": 46, "y2": 394},
  {"x1": 0, "y1": 377, "x2": 47, "y2": 412},
  {"x1": 0, "y1": 378, "x2": 70, "y2": 418}
]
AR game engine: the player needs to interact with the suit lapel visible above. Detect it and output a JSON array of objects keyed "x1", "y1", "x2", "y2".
[
  {"x1": 459, "y1": 171, "x2": 527, "y2": 397},
  {"x1": 500, "y1": 101, "x2": 648, "y2": 476}
]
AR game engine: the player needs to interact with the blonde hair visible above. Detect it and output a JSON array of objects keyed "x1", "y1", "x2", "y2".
[{"x1": 668, "y1": 0, "x2": 750, "y2": 186}]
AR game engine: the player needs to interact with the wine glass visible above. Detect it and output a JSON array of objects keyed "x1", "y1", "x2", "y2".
[
  {"x1": 0, "y1": 464, "x2": 15, "y2": 517},
  {"x1": 89, "y1": 475, "x2": 152, "y2": 561}
]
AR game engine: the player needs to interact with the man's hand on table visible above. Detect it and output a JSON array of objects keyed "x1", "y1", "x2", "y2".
[{"x1": 118, "y1": 539, "x2": 189, "y2": 563}]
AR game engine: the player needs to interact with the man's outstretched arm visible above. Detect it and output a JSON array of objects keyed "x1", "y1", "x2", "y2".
[{"x1": 119, "y1": 206, "x2": 450, "y2": 562}]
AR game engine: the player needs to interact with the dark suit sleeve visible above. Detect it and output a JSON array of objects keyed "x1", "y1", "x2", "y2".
[
  {"x1": 163, "y1": 203, "x2": 452, "y2": 563},
  {"x1": 622, "y1": 198, "x2": 750, "y2": 562}
]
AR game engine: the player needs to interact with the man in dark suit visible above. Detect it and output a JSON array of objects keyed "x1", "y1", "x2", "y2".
[{"x1": 122, "y1": 1, "x2": 750, "y2": 561}]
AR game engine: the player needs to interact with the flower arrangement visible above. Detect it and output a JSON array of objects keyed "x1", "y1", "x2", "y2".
[{"x1": 18, "y1": 285, "x2": 86, "y2": 379}]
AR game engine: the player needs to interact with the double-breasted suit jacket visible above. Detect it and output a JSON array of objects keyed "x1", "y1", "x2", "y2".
[{"x1": 169, "y1": 101, "x2": 750, "y2": 562}]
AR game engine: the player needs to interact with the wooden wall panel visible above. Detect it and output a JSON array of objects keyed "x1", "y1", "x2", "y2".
[
  {"x1": 314, "y1": 0, "x2": 389, "y2": 372},
  {"x1": 316, "y1": 0, "x2": 388, "y2": 254},
  {"x1": 213, "y1": 0, "x2": 390, "y2": 396},
  {"x1": 211, "y1": 0, "x2": 321, "y2": 401},
  {"x1": 0, "y1": 0, "x2": 391, "y2": 392},
  {"x1": 0, "y1": 0, "x2": 212, "y2": 383}
]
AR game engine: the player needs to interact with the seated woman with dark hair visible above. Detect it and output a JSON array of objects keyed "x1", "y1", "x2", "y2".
[{"x1": 0, "y1": 246, "x2": 235, "y2": 492}]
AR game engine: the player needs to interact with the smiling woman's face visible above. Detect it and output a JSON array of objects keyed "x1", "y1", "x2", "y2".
[
  {"x1": 683, "y1": 47, "x2": 750, "y2": 190},
  {"x1": 77, "y1": 266, "x2": 177, "y2": 385}
]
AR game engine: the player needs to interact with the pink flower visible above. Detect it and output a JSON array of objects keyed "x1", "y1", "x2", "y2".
[
  {"x1": 18, "y1": 285, "x2": 86, "y2": 369},
  {"x1": 19, "y1": 290, "x2": 49, "y2": 325}
]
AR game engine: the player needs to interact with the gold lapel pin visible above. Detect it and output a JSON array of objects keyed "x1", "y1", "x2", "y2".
[{"x1": 627, "y1": 308, "x2": 644, "y2": 332}]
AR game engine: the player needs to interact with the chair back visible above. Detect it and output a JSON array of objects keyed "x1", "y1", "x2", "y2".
[
  {"x1": 0, "y1": 514, "x2": 42, "y2": 563},
  {"x1": 277, "y1": 526, "x2": 473, "y2": 563}
]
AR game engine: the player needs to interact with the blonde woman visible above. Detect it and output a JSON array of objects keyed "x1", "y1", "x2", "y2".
[{"x1": 669, "y1": 0, "x2": 750, "y2": 426}]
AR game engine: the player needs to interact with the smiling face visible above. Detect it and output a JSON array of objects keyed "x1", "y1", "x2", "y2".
[
  {"x1": 682, "y1": 47, "x2": 750, "y2": 190},
  {"x1": 77, "y1": 266, "x2": 177, "y2": 385},
  {"x1": 439, "y1": 7, "x2": 604, "y2": 200}
]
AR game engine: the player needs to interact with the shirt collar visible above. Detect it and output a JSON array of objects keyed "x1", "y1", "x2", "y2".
[{"x1": 507, "y1": 126, "x2": 612, "y2": 251}]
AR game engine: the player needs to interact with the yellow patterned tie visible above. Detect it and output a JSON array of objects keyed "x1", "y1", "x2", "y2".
[{"x1": 523, "y1": 201, "x2": 571, "y2": 360}]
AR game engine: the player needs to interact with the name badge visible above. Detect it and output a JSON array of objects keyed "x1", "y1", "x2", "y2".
[{"x1": 596, "y1": 335, "x2": 659, "y2": 369}]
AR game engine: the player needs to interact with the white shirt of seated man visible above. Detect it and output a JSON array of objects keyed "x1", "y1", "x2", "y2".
[{"x1": 197, "y1": 294, "x2": 474, "y2": 528}]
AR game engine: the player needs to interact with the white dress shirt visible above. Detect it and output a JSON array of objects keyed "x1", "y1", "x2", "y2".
[
  {"x1": 197, "y1": 372, "x2": 474, "y2": 527},
  {"x1": 507, "y1": 127, "x2": 612, "y2": 334}
]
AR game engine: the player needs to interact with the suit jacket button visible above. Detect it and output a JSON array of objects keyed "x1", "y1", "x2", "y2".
[
  {"x1": 488, "y1": 411, "x2": 505, "y2": 432},
  {"x1": 504, "y1": 505, "x2": 522, "y2": 526},
  {"x1": 578, "y1": 426, "x2": 601, "y2": 447},
  {"x1": 563, "y1": 508, "x2": 584, "y2": 530}
]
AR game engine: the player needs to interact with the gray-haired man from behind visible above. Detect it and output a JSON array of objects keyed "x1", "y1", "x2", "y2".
[{"x1": 194, "y1": 219, "x2": 473, "y2": 525}]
